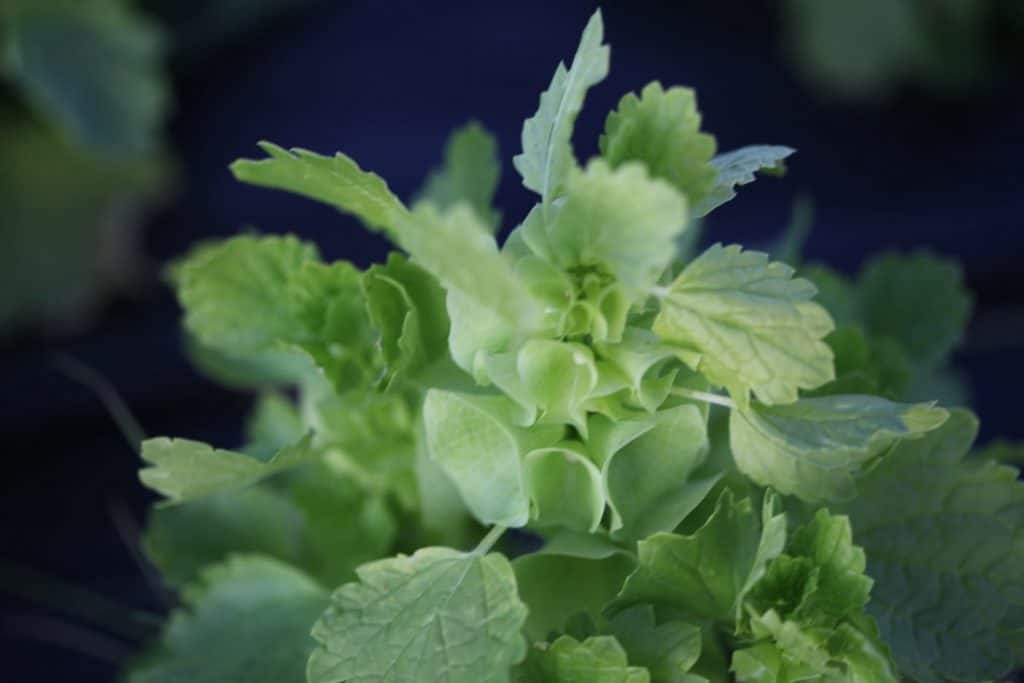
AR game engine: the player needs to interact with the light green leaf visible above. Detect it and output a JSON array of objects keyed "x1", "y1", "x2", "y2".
[
  {"x1": 139, "y1": 434, "x2": 316, "y2": 504},
  {"x1": 654, "y1": 243, "x2": 835, "y2": 406},
  {"x1": 515, "y1": 551, "x2": 635, "y2": 642},
  {"x1": 143, "y1": 487, "x2": 304, "y2": 587},
  {"x1": 415, "y1": 121, "x2": 501, "y2": 231},
  {"x1": 546, "y1": 160, "x2": 688, "y2": 295},
  {"x1": 857, "y1": 250, "x2": 972, "y2": 370},
  {"x1": 175, "y1": 234, "x2": 318, "y2": 354},
  {"x1": 525, "y1": 443, "x2": 605, "y2": 532},
  {"x1": 422, "y1": 390, "x2": 532, "y2": 527},
  {"x1": 693, "y1": 146, "x2": 794, "y2": 217},
  {"x1": 518, "y1": 340, "x2": 599, "y2": 433},
  {"x1": 830, "y1": 409, "x2": 1024, "y2": 682},
  {"x1": 4, "y1": 1, "x2": 169, "y2": 154},
  {"x1": 609, "y1": 606, "x2": 702, "y2": 683},
  {"x1": 514, "y1": 9, "x2": 610, "y2": 204},
  {"x1": 807, "y1": 326, "x2": 911, "y2": 400},
  {"x1": 610, "y1": 490, "x2": 783, "y2": 623},
  {"x1": 230, "y1": 142, "x2": 407, "y2": 235},
  {"x1": 515, "y1": 635, "x2": 649, "y2": 683},
  {"x1": 600, "y1": 81, "x2": 717, "y2": 207},
  {"x1": 244, "y1": 392, "x2": 306, "y2": 459},
  {"x1": 800, "y1": 264, "x2": 858, "y2": 328},
  {"x1": 127, "y1": 555, "x2": 327, "y2": 683},
  {"x1": 398, "y1": 203, "x2": 539, "y2": 354},
  {"x1": 363, "y1": 252, "x2": 450, "y2": 386},
  {"x1": 730, "y1": 395, "x2": 948, "y2": 503},
  {"x1": 286, "y1": 465, "x2": 398, "y2": 588},
  {"x1": 603, "y1": 405, "x2": 712, "y2": 541},
  {"x1": 308, "y1": 547, "x2": 528, "y2": 683}
]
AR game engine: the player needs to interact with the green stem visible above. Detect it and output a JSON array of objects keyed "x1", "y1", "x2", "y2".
[
  {"x1": 473, "y1": 525, "x2": 507, "y2": 555},
  {"x1": 671, "y1": 386, "x2": 736, "y2": 409},
  {"x1": 52, "y1": 354, "x2": 146, "y2": 452}
]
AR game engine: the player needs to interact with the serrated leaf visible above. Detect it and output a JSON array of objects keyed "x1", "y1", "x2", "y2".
[
  {"x1": 610, "y1": 490, "x2": 784, "y2": 623},
  {"x1": 422, "y1": 390, "x2": 532, "y2": 527},
  {"x1": 127, "y1": 555, "x2": 327, "y2": 683},
  {"x1": 176, "y1": 234, "x2": 318, "y2": 354},
  {"x1": 609, "y1": 606, "x2": 702, "y2": 683},
  {"x1": 514, "y1": 9, "x2": 610, "y2": 204},
  {"x1": 857, "y1": 250, "x2": 972, "y2": 371},
  {"x1": 230, "y1": 142, "x2": 407, "y2": 235},
  {"x1": 730, "y1": 395, "x2": 948, "y2": 503},
  {"x1": 515, "y1": 635, "x2": 650, "y2": 683},
  {"x1": 544, "y1": 159, "x2": 688, "y2": 295},
  {"x1": 694, "y1": 146, "x2": 794, "y2": 217},
  {"x1": 173, "y1": 235, "x2": 378, "y2": 391},
  {"x1": 139, "y1": 434, "x2": 316, "y2": 504},
  {"x1": 654, "y1": 243, "x2": 835, "y2": 406},
  {"x1": 830, "y1": 409, "x2": 1024, "y2": 682},
  {"x1": 807, "y1": 326, "x2": 911, "y2": 400},
  {"x1": 308, "y1": 547, "x2": 528, "y2": 683},
  {"x1": 600, "y1": 81, "x2": 717, "y2": 207},
  {"x1": 415, "y1": 121, "x2": 501, "y2": 231}
]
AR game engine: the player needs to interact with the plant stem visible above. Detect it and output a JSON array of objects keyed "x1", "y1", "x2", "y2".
[
  {"x1": 671, "y1": 386, "x2": 736, "y2": 409},
  {"x1": 473, "y1": 525, "x2": 507, "y2": 555}
]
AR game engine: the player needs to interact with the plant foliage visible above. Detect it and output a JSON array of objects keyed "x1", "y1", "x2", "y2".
[{"x1": 127, "y1": 10, "x2": 1022, "y2": 683}]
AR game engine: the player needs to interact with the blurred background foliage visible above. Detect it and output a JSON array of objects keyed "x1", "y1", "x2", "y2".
[{"x1": 0, "y1": 1, "x2": 1021, "y2": 680}]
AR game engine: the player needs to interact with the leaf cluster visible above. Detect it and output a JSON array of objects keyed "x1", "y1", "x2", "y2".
[{"x1": 127, "y1": 9, "x2": 1022, "y2": 683}]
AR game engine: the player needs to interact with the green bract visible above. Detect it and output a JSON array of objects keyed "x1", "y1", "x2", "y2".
[{"x1": 131, "y1": 9, "x2": 1023, "y2": 683}]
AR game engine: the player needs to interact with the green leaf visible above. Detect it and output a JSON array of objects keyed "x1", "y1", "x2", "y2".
[
  {"x1": 422, "y1": 390, "x2": 532, "y2": 527},
  {"x1": 174, "y1": 235, "x2": 379, "y2": 391},
  {"x1": 175, "y1": 234, "x2": 319, "y2": 355},
  {"x1": 515, "y1": 550, "x2": 635, "y2": 642},
  {"x1": 244, "y1": 392, "x2": 306, "y2": 458},
  {"x1": 397, "y1": 203, "x2": 540, "y2": 369},
  {"x1": 857, "y1": 250, "x2": 972, "y2": 370},
  {"x1": 308, "y1": 547, "x2": 528, "y2": 683},
  {"x1": 139, "y1": 434, "x2": 316, "y2": 504},
  {"x1": 600, "y1": 81, "x2": 717, "y2": 207},
  {"x1": 515, "y1": 635, "x2": 650, "y2": 683},
  {"x1": 609, "y1": 606, "x2": 702, "y2": 683},
  {"x1": 143, "y1": 487, "x2": 304, "y2": 587},
  {"x1": 653, "y1": 243, "x2": 835, "y2": 406},
  {"x1": 525, "y1": 442, "x2": 605, "y2": 532},
  {"x1": 518, "y1": 339, "x2": 599, "y2": 433},
  {"x1": 230, "y1": 142, "x2": 408, "y2": 235},
  {"x1": 545, "y1": 159, "x2": 688, "y2": 294},
  {"x1": 4, "y1": 1, "x2": 169, "y2": 154},
  {"x1": 610, "y1": 490, "x2": 784, "y2": 623},
  {"x1": 601, "y1": 405, "x2": 713, "y2": 541},
  {"x1": 693, "y1": 146, "x2": 794, "y2": 217},
  {"x1": 514, "y1": 9, "x2": 610, "y2": 204},
  {"x1": 807, "y1": 326, "x2": 911, "y2": 400},
  {"x1": 800, "y1": 264, "x2": 858, "y2": 328},
  {"x1": 729, "y1": 395, "x2": 948, "y2": 503},
  {"x1": 363, "y1": 252, "x2": 450, "y2": 386},
  {"x1": 415, "y1": 121, "x2": 501, "y2": 231},
  {"x1": 830, "y1": 409, "x2": 1024, "y2": 682},
  {"x1": 286, "y1": 465, "x2": 398, "y2": 588},
  {"x1": 127, "y1": 555, "x2": 327, "y2": 683}
]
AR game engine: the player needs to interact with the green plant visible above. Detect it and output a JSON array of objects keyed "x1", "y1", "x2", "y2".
[{"x1": 127, "y1": 11, "x2": 1023, "y2": 683}]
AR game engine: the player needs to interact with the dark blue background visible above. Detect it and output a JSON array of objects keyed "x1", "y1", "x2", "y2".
[{"x1": 2, "y1": 1, "x2": 1022, "y2": 679}]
